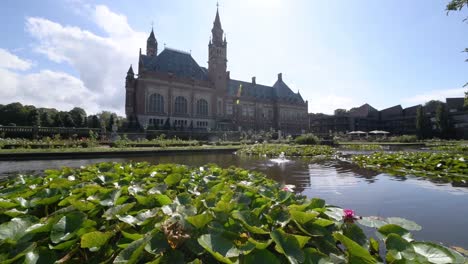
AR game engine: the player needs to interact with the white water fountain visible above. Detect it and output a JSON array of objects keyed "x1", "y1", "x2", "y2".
[{"x1": 270, "y1": 152, "x2": 291, "y2": 164}]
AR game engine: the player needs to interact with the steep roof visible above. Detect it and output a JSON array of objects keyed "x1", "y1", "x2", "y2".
[
  {"x1": 380, "y1": 105, "x2": 403, "y2": 119},
  {"x1": 140, "y1": 48, "x2": 208, "y2": 81},
  {"x1": 348, "y1": 103, "x2": 378, "y2": 118},
  {"x1": 403, "y1": 105, "x2": 421, "y2": 116},
  {"x1": 227, "y1": 79, "x2": 304, "y2": 102}
]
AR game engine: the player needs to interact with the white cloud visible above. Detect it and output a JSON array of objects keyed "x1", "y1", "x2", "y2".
[
  {"x1": 402, "y1": 88, "x2": 466, "y2": 106},
  {"x1": 0, "y1": 48, "x2": 32, "y2": 71},
  {"x1": 308, "y1": 93, "x2": 358, "y2": 114},
  {"x1": 19, "y1": 5, "x2": 147, "y2": 114},
  {"x1": 0, "y1": 56, "x2": 97, "y2": 111}
]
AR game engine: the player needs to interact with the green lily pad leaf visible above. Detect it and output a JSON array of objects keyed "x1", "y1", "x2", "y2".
[
  {"x1": 309, "y1": 198, "x2": 326, "y2": 209},
  {"x1": 198, "y1": 234, "x2": 239, "y2": 264},
  {"x1": 324, "y1": 207, "x2": 343, "y2": 221},
  {"x1": 186, "y1": 213, "x2": 213, "y2": 229},
  {"x1": 3, "y1": 208, "x2": 27, "y2": 217},
  {"x1": 378, "y1": 224, "x2": 412, "y2": 241},
  {"x1": 412, "y1": 242, "x2": 459, "y2": 264},
  {"x1": 113, "y1": 236, "x2": 150, "y2": 264},
  {"x1": 24, "y1": 247, "x2": 57, "y2": 264},
  {"x1": 303, "y1": 248, "x2": 333, "y2": 264},
  {"x1": 232, "y1": 211, "x2": 269, "y2": 234},
  {"x1": 50, "y1": 239, "x2": 78, "y2": 250},
  {"x1": 270, "y1": 229, "x2": 304, "y2": 264},
  {"x1": 0, "y1": 198, "x2": 17, "y2": 209},
  {"x1": 103, "y1": 202, "x2": 136, "y2": 220},
  {"x1": 357, "y1": 217, "x2": 387, "y2": 228},
  {"x1": 164, "y1": 173, "x2": 182, "y2": 186},
  {"x1": 343, "y1": 223, "x2": 367, "y2": 247},
  {"x1": 81, "y1": 231, "x2": 113, "y2": 249},
  {"x1": 386, "y1": 217, "x2": 422, "y2": 231},
  {"x1": 155, "y1": 194, "x2": 172, "y2": 206},
  {"x1": 243, "y1": 249, "x2": 281, "y2": 264},
  {"x1": 122, "y1": 230, "x2": 144, "y2": 241},
  {"x1": 247, "y1": 238, "x2": 273, "y2": 250},
  {"x1": 117, "y1": 215, "x2": 139, "y2": 226},
  {"x1": 145, "y1": 232, "x2": 170, "y2": 254},
  {"x1": 333, "y1": 232, "x2": 377, "y2": 264},
  {"x1": 290, "y1": 210, "x2": 319, "y2": 225},
  {"x1": 50, "y1": 211, "x2": 86, "y2": 244},
  {"x1": 100, "y1": 189, "x2": 121, "y2": 207},
  {"x1": 69, "y1": 199, "x2": 96, "y2": 211},
  {"x1": 313, "y1": 218, "x2": 335, "y2": 227},
  {"x1": 0, "y1": 216, "x2": 36, "y2": 244},
  {"x1": 384, "y1": 234, "x2": 415, "y2": 262}
]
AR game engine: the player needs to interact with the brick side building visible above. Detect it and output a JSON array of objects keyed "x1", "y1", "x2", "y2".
[{"x1": 125, "y1": 7, "x2": 308, "y2": 133}]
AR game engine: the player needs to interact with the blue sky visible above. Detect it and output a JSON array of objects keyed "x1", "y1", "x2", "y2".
[{"x1": 0, "y1": 0, "x2": 466, "y2": 114}]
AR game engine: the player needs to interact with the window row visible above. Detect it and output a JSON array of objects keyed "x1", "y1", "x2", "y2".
[{"x1": 147, "y1": 93, "x2": 209, "y2": 116}]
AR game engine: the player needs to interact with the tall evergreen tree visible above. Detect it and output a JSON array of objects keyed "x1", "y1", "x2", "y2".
[
  {"x1": 40, "y1": 111, "x2": 53, "y2": 127},
  {"x1": 69, "y1": 107, "x2": 87, "y2": 127},
  {"x1": 416, "y1": 106, "x2": 431, "y2": 139},
  {"x1": 53, "y1": 113, "x2": 64, "y2": 127},
  {"x1": 63, "y1": 113, "x2": 76, "y2": 127}
]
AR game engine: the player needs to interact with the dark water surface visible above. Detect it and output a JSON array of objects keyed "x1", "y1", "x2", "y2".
[{"x1": 1, "y1": 152, "x2": 467, "y2": 248}]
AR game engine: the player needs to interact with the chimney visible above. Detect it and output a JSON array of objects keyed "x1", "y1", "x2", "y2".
[
  {"x1": 252, "y1": 76, "x2": 256, "y2": 85},
  {"x1": 277, "y1": 73, "x2": 282, "y2": 82},
  {"x1": 226, "y1": 71, "x2": 230, "y2": 79}
]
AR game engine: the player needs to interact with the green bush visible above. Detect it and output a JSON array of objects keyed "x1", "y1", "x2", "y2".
[
  {"x1": 389, "y1": 135, "x2": 418, "y2": 143},
  {"x1": 294, "y1": 134, "x2": 320, "y2": 145}
]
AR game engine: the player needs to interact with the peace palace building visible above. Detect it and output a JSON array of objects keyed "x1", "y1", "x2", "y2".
[{"x1": 125, "y1": 8, "x2": 308, "y2": 133}]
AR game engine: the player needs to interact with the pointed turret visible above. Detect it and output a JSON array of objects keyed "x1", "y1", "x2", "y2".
[
  {"x1": 211, "y1": 6, "x2": 224, "y2": 45},
  {"x1": 127, "y1": 64, "x2": 134, "y2": 76},
  {"x1": 146, "y1": 27, "x2": 158, "y2": 56}
]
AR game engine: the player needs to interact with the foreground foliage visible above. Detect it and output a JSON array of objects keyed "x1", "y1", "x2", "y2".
[
  {"x1": 238, "y1": 144, "x2": 336, "y2": 157},
  {"x1": 352, "y1": 152, "x2": 468, "y2": 183},
  {"x1": 340, "y1": 144, "x2": 383, "y2": 151},
  {"x1": 0, "y1": 163, "x2": 465, "y2": 263}
]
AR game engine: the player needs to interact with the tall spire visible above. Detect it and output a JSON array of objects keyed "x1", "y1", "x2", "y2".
[
  {"x1": 146, "y1": 26, "x2": 158, "y2": 56},
  {"x1": 211, "y1": 3, "x2": 223, "y2": 45},
  {"x1": 214, "y1": 3, "x2": 222, "y2": 30}
]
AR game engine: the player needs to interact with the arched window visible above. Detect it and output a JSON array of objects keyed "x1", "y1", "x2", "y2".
[
  {"x1": 174, "y1": 96, "x2": 188, "y2": 114},
  {"x1": 148, "y1": 93, "x2": 164, "y2": 113},
  {"x1": 196, "y1": 99, "x2": 208, "y2": 116}
]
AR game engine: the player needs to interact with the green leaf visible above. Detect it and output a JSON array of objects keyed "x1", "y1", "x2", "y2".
[
  {"x1": 384, "y1": 234, "x2": 415, "y2": 262},
  {"x1": 24, "y1": 247, "x2": 57, "y2": 264},
  {"x1": 0, "y1": 217, "x2": 35, "y2": 244},
  {"x1": 113, "y1": 236, "x2": 150, "y2": 264},
  {"x1": 164, "y1": 173, "x2": 182, "y2": 186},
  {"x1": 378, "y1": 224, "x2": 412, "y2": 241},
  {"x1": 309, "y1": 198, "x2": 325, "y2": 209},
  {"x1": 357, "y1": 217, "x2": 387, "y2": 228},
  {"x1": 155, "y1": 194, "x2": 172, "y2": 206},
  {"x1": 186, "y1": 213, "x2": 213, "y2": 229},
  {"x1": 103, "y1": 202, "x2": 136, "y2": 220},
  {"x1": 243, "y1": 249, "x2": 281, "y2": 264},
  {"x1": 333, "y1": 232, "x2": 377, "y2": 264},
  {"x1": 197, "y1": 234, "x2": 239, "y2": 264},
  {"x1": 412, "y1": 242, "x2": 459, "y2": 264},
  {"x1": 69, "y1": 199, "x2": 96, "y2": 211},
  {"x1": 0, "y1": 198, "x2": 17, "y2": 209},
  {"x1": 343, "y1": 223, "x2": 367, "y2": 247},
  {"x1": 303, "y1": 248, "x2": 332, "y2": 264},
  {"x1": 247, "y1": 238, "x2": 273, "y2": 250},
  {"x1": 145, "y1": 232, "x2": 170, "y2": 254},
  {"x1": 386, "y1": 217, "x2": 422, "y2": 231},
  {"x1": 232, "y1": 211, "x2": 269, "y2": 234},
  {"x1": 290, "y1": 210, "x2": 319, "y2": 225},
  {"x1": 50, "y1": 211, "x2": 86, "y2": 244},
  {"x1": 81, "y1": 231, "x2": 113, "y2": 249},
  {"x1": 270, "y1": 229, "x2": 304, "y2": 264}
]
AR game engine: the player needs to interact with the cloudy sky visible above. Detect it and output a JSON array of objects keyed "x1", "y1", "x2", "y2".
[{"x1": 0, "y1": 0, "x2": 467, "y2": 115}]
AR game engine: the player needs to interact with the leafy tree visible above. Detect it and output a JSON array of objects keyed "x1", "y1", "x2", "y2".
[
  {"x1": 28, "y1": 109, "x2": 41, "y2": 127},
  {"x1": 69, "y1": 107, "x2": 87, "y2": 127},
  {"x1": 89, "y1": 115, "x2": 100, "y2": 128},
  {"x1": 63, "y1": 113, "x2": 76, "y2": 127},
  {"x1": 435, "y1": 103, "x2": 450, "y2": 138},
  {"x1": 108, "y1": 114, "x2": 116, "y2": 130},
  {"x1": 53, "y1": 112, "x2": 64, "y2": 127},
  {"x1": 40, "y1": 111, "x2": 53, "y2": 127},
  {"x1": 0, "y1": 102, "x2": 29, "y2": 125}
]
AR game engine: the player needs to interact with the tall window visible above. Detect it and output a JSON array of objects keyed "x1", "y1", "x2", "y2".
[
  {"x1": 196, "y1": 99, "x2": 208, "y2": 116},
  {"x1": 174, "y1": 96, "x2": 188, "y2": 114},
  {"x1": 148, "y1": 93, "x2": 164, "y2": 113}
]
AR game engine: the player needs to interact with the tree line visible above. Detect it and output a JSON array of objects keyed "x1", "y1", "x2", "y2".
[{"x1": 0, "y1": 102, "x2": 123, "y2": 130}]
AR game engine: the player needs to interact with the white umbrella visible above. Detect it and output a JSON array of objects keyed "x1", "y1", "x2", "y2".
[
  {"x1": 348, "y1": 131, "x2": 367, "y2": 134},
  {"x1": 369, "y1": 130, "x2": 389, "y2": 134}
]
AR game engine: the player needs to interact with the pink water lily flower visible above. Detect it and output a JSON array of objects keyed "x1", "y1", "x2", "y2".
[
  {"x1": 343, "y1": 209, "x2": 355, "y2": 219},
  {"x1": 281, "y1": 184, "x2": 295, "y2": 192}
]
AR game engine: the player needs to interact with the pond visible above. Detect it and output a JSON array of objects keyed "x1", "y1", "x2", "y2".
[{"x1": 0, "y1": 152, "x2": 467, "y2": 249}]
